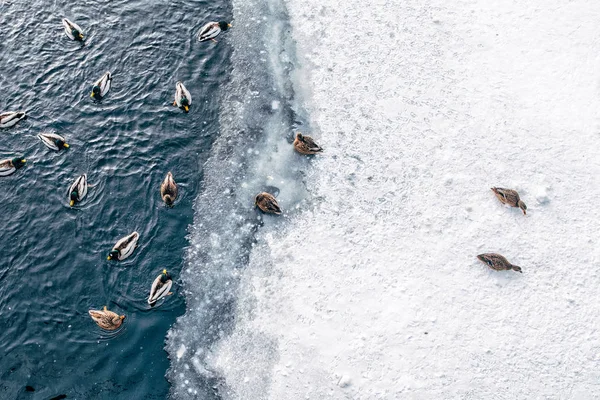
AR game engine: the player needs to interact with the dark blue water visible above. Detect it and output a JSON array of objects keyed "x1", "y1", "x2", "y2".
[{"x1": 0, "y1": 0, "x2": 231, "y2": 398}]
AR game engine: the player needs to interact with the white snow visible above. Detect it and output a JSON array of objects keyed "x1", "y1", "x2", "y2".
[{"x1": 208, "y1": 0, "x2": 600, "y2": 399}]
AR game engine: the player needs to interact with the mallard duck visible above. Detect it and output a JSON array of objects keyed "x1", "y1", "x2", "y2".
[
  {"x1": 477, "y1": 253, "x2": 522, "y2": 273},
  {"x1": 107, "y1": 231, "x2": 139, "y2": 261},
  {"x1": 91, "y1": 71, "x2": 112, "y2": 99},
  {"x1": 173, "y1": 81, "x2": 192, "y2": 112},
  {"x1": 491, "y1": 187, "x2": 527, "y2": 215},
  {"x1": 160, "y1": 171, "x2": 178, "y2": 205},
  {"x1": 62, "y1": 18, "x2": 84, "y2": 41},
  {"x1": 294, "y1": 133, "x2": 323, "y2": 155},
  {"x1": 0, "y1": 112, "x2": 26, "y2": 128},
  {"x1": 88, "y1": 306, "x2": 125, "y2": 330},
  {"x1": 148, "y1": 269, "x2": 173, "y2": 305},
  {"x1": 67, "y1": 174, "x2": 88, "y2": 207},
  {"x1": 255, "y1": 192, "x2": 282, "y2": 214},
  {"x1": 38, "y1": 132, "x2": 69, "y2": 151},
  {"x1": 0, "y1": 157, "x2": 26, "y2": 177},
  {"x1": 197, "y1": 21, "x2": 231, "y2": 42}
]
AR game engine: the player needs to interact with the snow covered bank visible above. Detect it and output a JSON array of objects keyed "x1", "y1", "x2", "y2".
[{"x1": 210, "y1": 0, "x2": 600, "y2": 398}]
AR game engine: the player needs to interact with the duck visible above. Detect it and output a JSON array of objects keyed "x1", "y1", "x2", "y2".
[
  {"x1": 91, "y1": 71, "x2": 112, "y2": 99},
  {"x1": 107, "y1": 231, "x2": 139, "y2": 261},
  {"x1": 68, "y1": 174, "x2": 88, "y2": 207},
  {"x1": 0, "y1": 111, "x2": 27, "y2": 128},
  {"x1": 0, "y1": 157, "x2": 26, "y2": 177},
  {"x1": 294, "y1": 133, "x2": 323, "y2": 155},
  {"x1": 477, "y1": 253, "x2": 522, "y2": 273},
  {"x1": 88, "y1": 306, "x2": 125, "y2": 330},
  {"x1": 255, "y1": 192, "x2": 282, "y2": 215},
  {"x1": 160, "y1": 171, "x2": 178, "y2": 205},
  {"x1": 62, "y1": 18, "x2": 84, "y2": 41},
  {"x1": 148, "y1": 269, "x2": 173, "y2": 305},
  {"x1": 197, "y1": 21, "x2": 231, "y2": 42},
  {"x1": 38, "y1": 132, "x2": 70, "y2": 151},
  {"x1": 491, "y1": 187, "x2": 527, "y2": 215},
  {"x1": 173, "y1": 81, "x2": 192, "y2": 112}
]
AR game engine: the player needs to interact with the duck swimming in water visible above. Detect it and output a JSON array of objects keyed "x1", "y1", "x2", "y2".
[
  {"x1": 0, "y1": 112, "x2": 26, "y2": 129},
  {"x1": 477, "y1": 253, "x2": 522, "y2": 273},
  {"x1": 197, "y1": 21, "x2": 231, "y2": 42},
  {"x1": 255, "y1": 192, "x2": 282, "y2": 215},
  {"x1": 107, "y1": 231, "x2": 139, "y2": 261},
  {"x1": 88, "y1": 306, "x2": 125, "y2": 330},
  {"x1": 62, "y1": 18, "x2": 84, "y2": 41},
  {"x1": 160, "y1": 171, "x2": 178, "y2": 205},
  {"x1": 491, "y1": 187, "x2": 527, "y2": 215},
  {"x1": 294, "y1": 133, "x2": 323, "y2": 155},
  {"x1": 38, "y1": 132, "x2": 69, "y2": 151},
  {"x1": 0, "y1": 157, "x2": 26, "y2": 177},
  {"x1": 173, "y1": 81, "x2": 191, "y2": 112},
  {"x1": 67, "y1": 174, "x2": 88, "y2": 207},
  {"x1": 91, "y1": 71, "x2": 112, "y2": 99},
  {"x1": 148, "y1": 269, "x2": 173, "y2": 305}
]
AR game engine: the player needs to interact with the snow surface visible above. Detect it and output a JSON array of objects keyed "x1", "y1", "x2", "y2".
[{"x1": 207, "y1": 0, "x2": 600, "y2": 399}]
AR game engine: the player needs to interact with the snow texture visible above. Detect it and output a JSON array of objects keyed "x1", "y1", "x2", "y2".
[{"x1": 208, "y1": 0, "x2": 600, "y2": 399}]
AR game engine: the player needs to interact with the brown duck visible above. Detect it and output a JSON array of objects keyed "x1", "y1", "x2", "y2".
[
  {"x1": 88, "y1": 306, "x2": 125, "y2": 330},
  {"x1": 477, "y1": 253, "x2": 522, "y2": 273},
  {"x1": 160, "y1": 171, "x2": 178, "y2": 205},
  {"x1": 293, "y1": 133, "x2": 323, "y2": 155},
  {"x1": 491, "y1": 187, "x2": 527, "y2": 215},
  {"x1": 255, "y1": 192, "x2": 282, "y2": 214}
]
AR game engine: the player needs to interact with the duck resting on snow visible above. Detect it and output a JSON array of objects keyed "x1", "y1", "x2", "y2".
[
  {"x1": 62, "y1": 18, "x2": 84, "y2": 41},
  {"x1": 0, "y1": 112, "x2": 27, "y2": 128},
  {"x1": 88, "y1": 306, "x2": 125, "y2": 330},
  {"x1": 0, "y1": 157, "x2": 26, "y2": 177},
  {"x1": 294, "y1": 133, "x2": 323, "y2": 155},
  {"x1": 91, "y1": 71, "x2": 112, "y2": 99},
  {"x1": 173, "y1": 81, "x2": 191, "y2": 112},
  {"x1": 197, "y1": 21, "x2": 231, "y2": 42},
  {"x1": 148, "y1": 269, "x2": 173, "y2": 305},
  {"x1": 477, "y1": 253, "x2": 522, "y2": 273},
  {"x1": 160, "y1": 171, "x2": 178, "y2": 205},
  {"x1": 107, "y1": 231, "x2": 139, "y2": 261},
  {"x1": 68, "y1": 174, "x2": 88, "y2": 207},
  {"x1": 38, "y1": 132, "x2": 69, "y2": 151},
  {"x1": 255, "y1": 192, "x2": 282, "y2": 215},
  {"x1": 491, "y1": 187, "x2": 527, "y2": 215}
]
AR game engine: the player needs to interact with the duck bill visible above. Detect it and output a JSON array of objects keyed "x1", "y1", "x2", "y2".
[
  {"x1": 183, "y1": 105, "x2": 189, "y2": 112},
  {"x1": 63, "y1": 143, "x2": 70, "y2": 148},
  {"x1": 228, "y1": 24, "x2": 232, "y2": 27},
  {"x1": 90, "y1": 93, "x2": 95, "y2": 98},
  {"x1": 107, "y1": 256, "x2": 111, "y2": 260},
  {"x1": 22, "y1": 159, "x2": 26, "y2": 163},
  {"x1": 69, "y1": 200, "x2": 75, "y2": 207}
]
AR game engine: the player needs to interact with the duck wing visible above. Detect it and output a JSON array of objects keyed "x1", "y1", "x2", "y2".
[{"x1": 197, "y1": 22, "x2": 220, "y2": 41}]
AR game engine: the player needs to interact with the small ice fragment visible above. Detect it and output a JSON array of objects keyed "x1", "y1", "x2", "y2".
[
  {"x1": 272, "y1": 100, "x2": 280, "y2": 110},
  {"x1": 177, "y1": 344, "x2": 186, "y2": 359},
  {"x1": 338, "y1": 375, "x2": 351, "y2": 388}
]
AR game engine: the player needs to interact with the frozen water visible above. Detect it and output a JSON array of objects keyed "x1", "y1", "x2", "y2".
[{"x1": 205, "y1": 0, "x2": 600, "y2": 399}]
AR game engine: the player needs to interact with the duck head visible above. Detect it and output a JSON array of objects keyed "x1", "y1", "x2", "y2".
[
  {"x1": 91, "y1": 85, "x2": 101, "y2": 98},
  {"x1": 72, "y1": 28, "x2": 84, "y2": 41},
  {"x1": 11, "y1": 157, "x2": 26, "y2": 169},
  {"x1": 512, "y1": 265, "x2": 523, "y2": 273},
  {"x1": 219, "y1": 21, "x2": 232, "y2": 31},
  {"x1": 180, "y1": 97, "x2": 190, "y2": 113},
  {"x1": 296, "y1": 133, "x2": 304, "y2": 141},
  {"x1": 69, "y1": 191, "x2": 78, "y2": 207},
  {"x1": 517, "y1": 200, "x2": 527, "y2": 215},
  {"x1": 160, "y1": 269, "x2": 171, "y2": 282},
  {"x1": 56, "y1": 138, "x2": 69, "y2": 149},
  {"x1": 107, "y1": 250, "x2": 119, "y2": 260}
]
